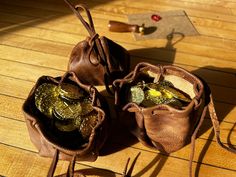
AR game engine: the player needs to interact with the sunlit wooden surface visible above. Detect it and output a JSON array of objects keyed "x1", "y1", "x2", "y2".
[{"x1": 0, "y1": 0, "x2": 235, "y2": 176}]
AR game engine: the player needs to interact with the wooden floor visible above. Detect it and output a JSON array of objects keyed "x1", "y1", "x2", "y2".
[{"x1": 0, "y1": 0, "x2": 236, "y2": 176}]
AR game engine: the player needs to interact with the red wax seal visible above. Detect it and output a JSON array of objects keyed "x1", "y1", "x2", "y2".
[{"x1": 151, "y1": 14, "x2": 162, "y2": 22}]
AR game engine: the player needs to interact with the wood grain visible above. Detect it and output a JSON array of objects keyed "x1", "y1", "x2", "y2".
[{"x1": 0, "y1": 0, "x2": 235, "y2": 176}]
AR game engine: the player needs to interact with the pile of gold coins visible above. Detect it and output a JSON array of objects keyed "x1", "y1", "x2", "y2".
[
  {"x1": 34, "y1": 82, "x2": 98, "y2": 140},
  {"x1": 129, "y1": 80, "x2": 191, "y2": 109}
]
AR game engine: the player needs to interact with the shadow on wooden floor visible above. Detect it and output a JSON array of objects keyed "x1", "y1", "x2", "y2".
[{"x1": 0, "y1": 0, "x2": 113, "y2": 36}]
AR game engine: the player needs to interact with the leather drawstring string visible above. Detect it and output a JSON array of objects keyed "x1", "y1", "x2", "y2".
[
  {"x1": 64, "y1": 0, "x2": 109, "y2": 68},
  {"x1": 47, "y1": 149, "x2": 81, "y2": 177},
  {"x1": 64, "y1": 0, "x2": 94, "y2": 36},
  {"x1": 87, "y1": 33, "x2": 100, "y2": 66},
  {"x1": 47, "y1": 149, "x2": 59, "y2": 177},
  {"x1": 66, "y1": 154, "x2": 77, "y2": 177},
  {"x1": 64, "y1": 0, "x2": 113, "y2": 93},
  {"x1": 189, "y1": 93, "x2": 236, "y2": 177},
  {"x1": 208, "y1": 94, "x2": 236, "y2": 153},
  {"x1": 189, "y1": 104, "x2": 207, "y2": 177}
]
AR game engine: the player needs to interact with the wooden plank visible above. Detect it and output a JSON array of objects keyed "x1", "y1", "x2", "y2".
[
  {"x1": 1, "y1": 2, "x2": 236, "y2": 42},
  {"x1": 129, "y1": 55, "x2": 236, "y2": 77},
  {"x1": 0, "y1": 25, "x2": 236, "y2": 73},
  {"x1": 0, "y1": 12, "x2": 35, "y2": 24},
  {"x1": 1, "y1": 18, "x2": 236, "y2": 63},
  {"x1": 0, "y1": 45, "x2": 68, "y2": 71},
  {"x1": 2, "y1": 95, "x2": 235, "y2": 146},
  {"x1": 0, "y1": 56, "x2": 236, "y2": 105},
  {"x1": 1, "y1": 143, "x2": 235, "y2": 177},
  {"x1": 157, "y1": 0, "x2": 236, "y2": 12},
  {"x1": 0, "y1": 2, "x2": 61, "y2": 18},
  {"x1": 91, "y1": 0, "x2": 234, "y2": 15},
  {"x1": 0, "y1": 33, "x2": 72, "y2": 57},
  {"x1": 0, "y1": 144, "x2": 120, "y2": 177},
  {"x1": 0, "y1": 59, "x2": 64, "y2": 82},
  {"x1": 0, "y1": 72, "x2": 235, "y2": 143},
  {"x1": 0, "y1": 71, "x2": 235, "y2": 145},
  {"x1": 0, "y1": 1, "x2": 235, "y2": 177},
  {"x1": 0, "y1": 36, "x2": 235, "y2": 89},
  {"x1": 2, "y1": 8, "x2": 236, "y2": 52},
  {"x1": 0, "y1": 95, "x2": 25, "y2": 121},
  {"x1": 191, "y1": 16, "x2": 236, "y2": 31},
  {"x1": 1, "y1": 8, "x2": 236, "y2": 59},
  {"x1": 89, "y1": 1, "x2": 236, "y2": 23},
  {"x1": 0, "y1": 80, "x2": 235, "y2": 125},
  {"x1": 1, "y1": 12, "x2": 236, "y2": 68},
  {"x1": 0, "y1": 73, "x2": 235, "y2": 123},
  {"x1": 1, "y1": 32, "x2": 236, "y2": 78},
  {"x1": 174, "y1": 0, "x2": 236, "y2": 7},
  {"x1": 0, "y1": 116, "x2": 236, "y2": 177},
  {"x1": 0, "y1": 2, "x2": 124, "y2": 21},
  {"x1": 1, "y1": 0, "x2": 236, "y2": 26},
  {"x1": 1, "y1": 0, "x2": 235, "y2": 29},
  {"x1": 0, "y1": 75, "x2": 34, "y2": 99},
  {"x1": 197, "y1": 26, "x2": 236, "y2": 40}
]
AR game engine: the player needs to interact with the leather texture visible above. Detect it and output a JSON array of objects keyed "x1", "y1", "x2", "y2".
[
  {"x1": 22, "y1": 72, "x2": 110, "y2": 163},
  {"x1": 66, "y1": 1, "x2": 130, "y2": 86},
  {"x1": 114, "y1": 62, "x2": 236, "y2": 177},
  {"x1": 114, "y1": 62, "x2": 204, "y2": 153}
]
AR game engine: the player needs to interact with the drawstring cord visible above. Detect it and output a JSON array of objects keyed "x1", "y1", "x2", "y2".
[
  {"x1": 65, "y1": 0, "x2": 114, "y2": 93},
  {"x1": 189, "y1": 93, "x2": 236, "y2": 177},
  {"x1": 47, "y1": 149, "x2": 59, "y2": 177},
  {"x1": 47, "y1": 149, "x2": 84, "y2": 177}
]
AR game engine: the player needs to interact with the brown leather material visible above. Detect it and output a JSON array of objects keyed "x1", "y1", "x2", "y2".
[
  {"x1": 114, "y1": 62, "x2": 204, "y2": 154},
  {"x1": 65, "y1": 1, "x2": 130, "y2": 86},
  {"x1": 22, "y1": 71, "x2": 110, "y2": 164},
  {"x1": 114, "y1": 62, "x2": 236, "y2": 177}
]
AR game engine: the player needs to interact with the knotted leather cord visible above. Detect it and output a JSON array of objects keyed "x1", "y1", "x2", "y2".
[
  {"x1": 47, "y1": 149, "x2": 84, "y2": 177},
  {"x1": 208, "y1": 94, "x2": 236, "y2": 153},
  {"x1": 47, "y1": 149, "x2": 59, "y2": 177},
  {"x1": 188, "y1": 94, "x2": 236, "y2": 177},
  {"x1": 64, "y1": 0, "x2": 94, "y2": 36},
  {"x1": 66, "y1": 154, "x2": 77, "y2": 177},
  {"x1": 189, "y1": 102, "x2": 207, "y2": 177},
  {"x1": 64, "y1": 0, "x2": 112, "y2": 89},
  {"x1": 64, "y1": 0, "x2": 105, "y2": 62}
]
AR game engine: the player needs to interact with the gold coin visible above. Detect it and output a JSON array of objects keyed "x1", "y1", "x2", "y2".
[
  {"x1": 74, "y1": 116, "x2": 82, "y2": 128},
  {"x1": 146, "y1": 82, "x2": 161, "y2": 90},
  {"x1": 80, "y1": 98, "x2": 93, "y2": 115},
  {"x1": 144, "y1": 90, "x2": 167, "y2": 105},
  {"x1": 35, "y1": 83, "x2": 59, "y2": 118},
  {"x1": 163, "y1": 86, "x2": 191, "y2": 102},
  {"x1": 79, "y1": 111, "x2": 98, "y2": 139},
  {"x1": 59, "y1": 83, "x2": 84, "y2": 100},
  {"x1": 54, "y1": 119, "x2": 77, "y2": 132},
  {"x1": 141, "y1": 98, "x2": 156, "y2": 107},
  {"x1": 164, "y1": 98, "x2": 183, "y2": 109},
  {"x1": 159, "y1": 80, "x2": 174, "y2": 87},
  {"x1": 54, "y1": 99, "x2": 82, "y2": 120},
  {"x1": 129, "y1": 86, "x2": 145, "y2": 104}
]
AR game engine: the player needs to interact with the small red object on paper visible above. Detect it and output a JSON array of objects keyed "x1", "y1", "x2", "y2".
[{"x1": 151, "y1": 14, "x2": 162, "y2": 22}]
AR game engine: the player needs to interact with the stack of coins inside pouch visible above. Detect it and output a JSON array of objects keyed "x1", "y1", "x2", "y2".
[
  {"x1": 127, "y1": 71, "x2": 192, "y2": 109},
  {"x1": 34, "y1": 81, "x2": 98, "y2": 148}
]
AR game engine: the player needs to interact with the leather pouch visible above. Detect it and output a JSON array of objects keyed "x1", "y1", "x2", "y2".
[
  {"x1": 114, "y1": 62, "x2": 236, "y2": 176},
  {"x1": 65, "y1": 0, "x2": 130, "y2": 89},
  {"x1": 22, "y1": 71, "x2": 110, "y2": 176}
]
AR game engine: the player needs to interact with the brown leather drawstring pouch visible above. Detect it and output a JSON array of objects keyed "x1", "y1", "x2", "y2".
[
  {"x1": 22, "y1": 71, "x2": 110, "y2": 177},
  {"x1": 114, "y1": 62, "x2": 236, "y2": 177},
  {"x1": 64, "y1": 0, "x2": 130, "y2": 94}
]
